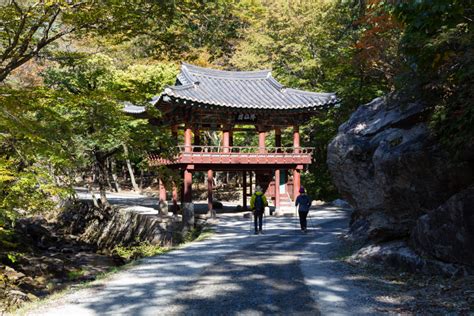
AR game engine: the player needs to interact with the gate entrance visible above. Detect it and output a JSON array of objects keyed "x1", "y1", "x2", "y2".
[{"x1": 125, "y1": 63, "x2": 338, "y2": 227}]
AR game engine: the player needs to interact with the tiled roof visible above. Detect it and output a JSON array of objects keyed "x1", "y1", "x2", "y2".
[
  {"x1": 157, "y1": 63, "x2": 338, "y2": 110},
  {"x1": 124, "y1": 63, "x2": 338, "y2": 114}
]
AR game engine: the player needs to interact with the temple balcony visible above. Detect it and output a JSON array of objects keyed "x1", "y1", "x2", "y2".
[{"x1": 148, "y1": 146, "x2": 313, "y2": 166}]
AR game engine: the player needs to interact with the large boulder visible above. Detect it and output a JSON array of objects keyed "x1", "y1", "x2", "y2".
[
  {"x1": 411, "y1": 186, "x2": 474, "y2": 267},
  {"x1": 328, "y1": 96, "x2": 473, "y2": 242}
]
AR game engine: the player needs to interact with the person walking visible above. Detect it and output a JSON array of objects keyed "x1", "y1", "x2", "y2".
[
  {"x1": 250, "y1": 185, "x2": 268, "y2": 234},
  {"x1": 295, "y1": 186, "x2": 311, "y2": 232}
]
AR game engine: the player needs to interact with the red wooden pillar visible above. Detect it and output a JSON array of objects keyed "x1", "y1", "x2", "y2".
[
  {"x1": 293, "y1": 125, "x2": 300, "y2": 153},
  {"x1": 184, "y1": 169, "x2": 192, "y2": 202},
  {"x1": 159, "y1": 178, "x2": 167, "y2": 215},
  {"x1": 259, "y1": 130, "x2": 266, "y2": 153},
  {"x1": 243, "y1": 171, "x2": 247, "y2": 210},
  {"x1": 184, "y1": 125, "x2": 192, "y2": 152},
  {"x1": 172, "y1": 180, "x2": 178, "y2": 215},
  {"x1": 275, "y1": 169, "x2": 280, "y2": 210},
  {"x1": 293, "y1": 168, "x2": 301, "y2": 201},
  {"x1": 182, "y1": 167, "x2": 194, "y2": 229},
  {"x1": 207, "y1": 169, "x2": 214, "y2": 217},
  {"x1": 223, "y1": 130, "x2": 230, "y2": 153}
]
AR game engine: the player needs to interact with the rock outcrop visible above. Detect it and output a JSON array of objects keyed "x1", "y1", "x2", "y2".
[
  {"x1": 327, "y1": 95, "x2": 473, "y2": 269},
  {"x1": 412, "y1": 185, "x2": 474, "y2": 267}
]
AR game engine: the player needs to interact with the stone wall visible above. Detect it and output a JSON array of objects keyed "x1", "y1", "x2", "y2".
[{"x1": 59, "y1": 201, "x2": 184, "y2": 250}]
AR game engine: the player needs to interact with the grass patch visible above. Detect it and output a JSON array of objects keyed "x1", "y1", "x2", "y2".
[
  {"x1": 112, "y1": 241, "x2": 170, "y2": 262},
  {"x1": 66, "y1": 269, "x2": 87, "y2": 281}
]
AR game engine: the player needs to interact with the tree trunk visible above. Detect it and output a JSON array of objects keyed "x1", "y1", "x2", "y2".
[
  {"x1": 105, "y1": 158, "x2": 113, "y2": 191},
  {"x1": 122, "y1": 143, "x2": 139, "y2": 191},
  {"x1": 110, "y1": 158, "x2": 121, "y2": 192},
  {"x1": 87, "y1": 183, "x2": 100, "y2": 208},
  {"x1": 94, "y1": 151, "x2": 110, "y2": 208},
  {"x1": 139, "y1": 169, "x2": 144, "y2": 190}
]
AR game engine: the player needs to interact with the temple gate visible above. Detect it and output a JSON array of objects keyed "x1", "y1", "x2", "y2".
[{"x1": 125, "y1": 63, "x2": 338, "y2": 228}]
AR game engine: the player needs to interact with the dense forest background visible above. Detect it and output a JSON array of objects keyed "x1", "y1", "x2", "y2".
[{"x1": 1, "y1": 0, "x2": 472, "y2": 230}]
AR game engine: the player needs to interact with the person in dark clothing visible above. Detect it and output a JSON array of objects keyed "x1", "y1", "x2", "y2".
[
  {"x1": 250, "y1": 185, "x2": 268, "y2": 234},
  {"x1": 295, "y1": 186, "x2": 311, "y2": 232}
]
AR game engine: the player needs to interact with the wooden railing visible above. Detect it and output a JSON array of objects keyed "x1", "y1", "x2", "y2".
[
  {"x1": 179, "y1": 145, "x2": 313, "y2": 154},
  {"x1": 148, "y1": 145, "x2": 314, "y2": 166}
]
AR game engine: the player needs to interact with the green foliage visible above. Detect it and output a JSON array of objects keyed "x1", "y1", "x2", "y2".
[
  {"x1": 112, "y1": 241, "x2": 167, "y2": 262},
  {"x1": 66, "y1": 269, "x2": 87, "y2": 281},
  {"x1": 230, "y1": 0, "x2": 397, "y2": 200},
  {"x1": 6, "y1": 251, "x2": 22, "y2": 264},
  {"x1": 113, "y1": 63, "x2": 179, "y2": 101},
  {"x1": 0, "y1": 87, "x2": 73, "y2": 226},
  {"x1": 301, "y1": 110, "x2": 341, "y2": 200},
  {"x1": 385, "y1": 0, "x2": 474, "y2": 157}
]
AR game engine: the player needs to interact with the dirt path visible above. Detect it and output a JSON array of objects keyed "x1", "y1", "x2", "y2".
[{"x1": 19, "y1": 206, "x2": 393, "y2": 316}]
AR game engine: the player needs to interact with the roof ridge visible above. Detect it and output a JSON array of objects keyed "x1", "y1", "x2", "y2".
[
  {"x1": 285, "y1": 88, "x2": 337, "y2": 98},
  {"x1": 182, "y1": 63, "x2": 271, "y2": 80}
]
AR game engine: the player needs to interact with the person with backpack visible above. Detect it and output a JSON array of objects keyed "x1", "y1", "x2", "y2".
[
  {"x1": 295, "y1": 186, "x2": 311, "y2": 232},
  {"x1": 250, "y1": 185, "x2": 268, "y2": 234}
]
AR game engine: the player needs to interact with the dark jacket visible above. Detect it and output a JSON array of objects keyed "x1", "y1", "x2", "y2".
[{"x1": 295, "y1": 194, "x2": 311, "y2": 212}]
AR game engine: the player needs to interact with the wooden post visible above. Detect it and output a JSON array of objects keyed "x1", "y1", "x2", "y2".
[
  {"x1": 172, "y1": 181, "x2": 178, "y2": 215},
  {"x1": 159, "y1": 178, "x2": 167, "y2": 215},
  {"x1": 207, "y1": 169, "x2": 214, "y2": 217},
  {"x1": 293, "y1": 125, "x2": 300, "y2": 153},
  {"x1": 259, "y1": 130, "x2": 266, "y2": 153},
  {"x1": 159, "y1": 179, "x2": 166, "y2": 201},
  {"x1": 223, "y1": 130, "x2": 230, "y2": 153},
  {"x1": 293, "y1": 169, "x2": 301, "y2": 201},
  {"x1": 184, "y1": 125, "x2": 192, "y2": 152},
  {"x1": 275, "y1": 169, "x2": 280, "y2": 210},
  {"x1": 184, "y1": 169, "x2": 192, "y2": 202},
  {"x1": 243, "y1": 171, "x2": 247, "y2": 210}
]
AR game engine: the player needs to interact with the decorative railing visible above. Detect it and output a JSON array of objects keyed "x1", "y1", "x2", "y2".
[
  {"x1": 148, "y1": 145, "x2": 314, "y2": 166},
  {"x1": 178, "y1": 145, "x2": 313, "y2": 154}
]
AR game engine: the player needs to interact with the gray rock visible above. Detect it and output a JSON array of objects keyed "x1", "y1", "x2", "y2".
[
  {"x1": 332, "y1": 199, "x2": 352, "y2": 209},
  {"x1": 348, "y1": 241, "x2": 470, "y2": 276},
  {"x1": 328, "y1": 96, "x2": 473, "y2": 241},
  {"x1": 411, "y1": 185, "x2": 474, "y2": 267}
]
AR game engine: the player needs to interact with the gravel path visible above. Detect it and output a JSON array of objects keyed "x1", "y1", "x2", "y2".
[{"x1": 21, "y1": 206, "x2": 390, "y2": 316}]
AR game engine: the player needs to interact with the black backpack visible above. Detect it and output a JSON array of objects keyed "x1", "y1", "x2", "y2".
[{"x1": 255, "y1": 194, "x2": 264, "y2": 212}]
